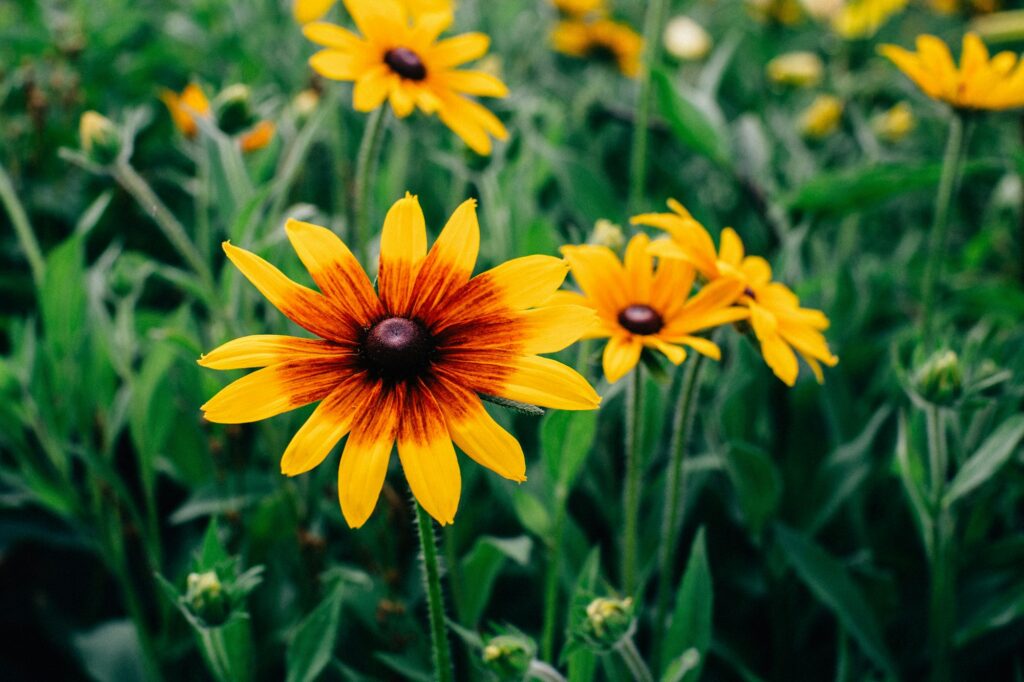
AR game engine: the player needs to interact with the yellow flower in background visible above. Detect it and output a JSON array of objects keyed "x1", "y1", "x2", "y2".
[
  {"x1": 551, "y1": 0, "x2": 607, "y2": 18},
  {"x1": 881, "y1": 33, "x2": 1024, "y2": 110},
  {"x1": 747, "y1": 0, "x2": 804, "y2": 25},
  {"x1": 552, "y1": 18, "x2": 644, "y2": 77},
  {"x1": 160, "y1": 83, "x2": 211, "y2": 138},
  {"x1": 799, "y1": 0, "x2": 844, "y2": 21},
  {"x1": 832, "y1": 0, "x2": 908, "y2": 39},
  {"x1": 557, "y1": 234, "x2": 748, "y2": 383},
  {"x1": 304, "y1": 0, "x2": 508, "y2": 155},
  {"x1": 239, "y1": 120, "x2": 276, "y2": 153},
  {"x1": 200, "y1": 194, "x2": 600, "y2": 527},
  {"x1": 767, "y1": 52, "x2": 824, "y2": 87},
  {"x1": 294, "y1": 0, "x2": 452, "y2": 24},
  {"x1": 663, "y1": 16, "x2": 712, "y2": 62},
  {"x1": 79, "y1": 111, "x2": 121, "y2": 163},
  {"x1": 872, "y1": 101, "x2": 915, "y2": 141},
  {"x1": 632, "y1": 200, "x2": 838, "y2": 386},
  {"x1": 800, "y1": 94, "x2": 844, "y2": 138}
]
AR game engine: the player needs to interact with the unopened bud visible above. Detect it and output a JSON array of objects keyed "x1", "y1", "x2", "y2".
[
  {"x1": 800, "y1": 94, "x2": 844, "y2": 139},
  {"x1": 217, "y1": 84, "x2": 254, "y2": 135},
  {"x1": 186, "y1": 571, "x2": 228, "y2": 626},
  {"x1": 913, "y1": 349, "x2": 963, "y2": 406},
  {"x1": 663, "y1": 16, "x2": 712, "y2": 61},
  {"x1": 872, "y1": 102, "x2": 915, "y2": 142},
  {"x1": 590, "y1": 219, "x2": 624, "y2": 250},
  {"x1": 79, "y1": 111, "x2": 121, "y2": 165},
  {"x1": 767, "y1": 52, "x2": 824, "y2": 87},
  {"x1": 481, "y1": 633, "x2": 535, "y2": 681},
  {"x1": 292, "y1": 89, "x2": 320, "y2": 120},
  {"x1": 580, "y1": 596, "x2": 634, "y2": 649}
]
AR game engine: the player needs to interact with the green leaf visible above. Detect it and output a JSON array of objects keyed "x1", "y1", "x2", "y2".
[
  {"x1": 944, "y1": 414, "x2": 1024, "y2": 506},
  {"x1": 197, "y1": 518, "x2": 229, "y2": 570},
  {"x1": 661, "y1": 528, "x2": 712, "y2": 679},
  {"x1": 73, "y1": 620, "x2": 146, "y2": 682},
  {"x1": 40, "y1": 234, "x2": 87, "y2": 359},
  {"x1": 542, "y1": 409, "x2": 598, "y2": 493},
  {"x1": 286, "y1": 581, "x2": 346, "y2": 682},
  {"x1": 775, "y1": 525, "x2": 896, "y2": 677},
  {"x1": 653, "y1": 68, "x2": 731, "y2": 167},
  {"x1": 724, "y1": 444, "x2": 781, "y2": 536},
  {"x1": 512, "y1": 489, "x2": 552, "y2": 539},
  {"x1": 460, "y1": 535, "x2": 532, "y2": 626}
]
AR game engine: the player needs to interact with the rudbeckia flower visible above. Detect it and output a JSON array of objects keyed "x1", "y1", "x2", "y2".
[
  {"x1": 557, "y1": 234, "x2": 749, "y2": 383},
  {"x1": 303, "y1": 0, "x2": 508, "y2": 155},
  {"x1": 551, "y1": 0, "x2": 607, "y2": 18},
  {"x1": 294, "y1": 0, "x2": 452, "y2": 24},
  {"x1": 551, "y1": 18, "x2": 644, "y2": 78},
  {"x1": 880, "y1": 33, "x2": 1024, "y2": 111},
  {"x1": 160, "y1": 83, "x2": 211, "y2": 138},
  {"x1": 633, "y1": 200, "x2": 838, "y2": 386},
  {"x1": 832, "y1": 0, "x2": 908, "y2": 39},
  {"x1": 200, "y1": 194, "x2": 600, "y2": 527}
]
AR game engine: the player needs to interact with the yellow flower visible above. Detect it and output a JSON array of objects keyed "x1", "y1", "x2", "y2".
[
  {"x1": 304, "y1": 0, "x2": 508, "y2": 155},
  {"x1": 747, "y1": 0, "x2": 804, "y2": 25},
  {"x1": 832, "y1": 0, "x2": 908, "y2": 39},
  {"x1": 552, "y1": 18, "x2": 644, "y2": 78},
  {"x1": 767, "y1": 52, "x2": 824, "y2": 87},
  {"x1": 663, "y1": 16, "x2": 712, "y2": 62},
  {"x1": 79, "y1": 111, "x2": 121, "y2": 163},
  {"x1": 872, "y1": 101, "x2": 915, "y2": 141},
  {"x1": 557, "y1": 234, "x2": 748, "y2": 383},
  {"x1": 294, "y1": 0, "x2": 451, "y2": 24},
  {"x1": 800, "y1": 94, "x2": 844, "y2": 138},
  {"x1": 239, "y1": 120, "x2": 276, "y2": 153},
  {"x1": 632, "y1": 200, "x2": 838, "y2": 386},
  {"x1": 160, "y1": 83, "x2": 212, "y2": 138},
  {"x1": 199, "y1": 194, "x2": 600, "y2": 527},
  {"x1": 551, "y1": 0, "x2": 607, "y2": 18}
]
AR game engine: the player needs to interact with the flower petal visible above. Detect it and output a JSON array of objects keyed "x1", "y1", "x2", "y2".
[
  {"x1": 303, "y1": 21, "x2": 362, "y2": 49},
  {"x1": 432, "y1": 379, "x2": 526, "y2": 481},
  {"x1": 491, "y1": 355, "x2": 601, "y2": 410},
  {"x1": 309, "y1": 49, "x2": 367, "y2": 81},
  {"x1": 602, "y1": 335, "x2": 642, "y2": 383},
  {"x1": 561, "y1": 244, "x2": 629, "y2": 316},
  {"x1": 280, "y1": 373, "x2": 371, "y2": 476},
  {"x1": 520, "y1": 305, "x2": 599, "y2": 354},
  {"x1": 429, "y1": 33, "x2": 490, "y2": 68},
  {"x1": 441, "y1": 70, "x2": 509, "y2": 98},
  {"x1": 623, "y1": 232, "x2": 653, "y2": 302},
  {"x1": 337, "y1": 382, "x2": 401, "y2": 528},
  {"x1": 378, "y1": 193, "x2": 428, "y2": 316},
  {"x1": 201, "y1": 359, "x2": 348, "y2": 423},
  {"x1": 199, "y1": 335, "x2": 351, "y2": 370},
  {"x1": 353, "y1": 65, "x2": 393, "y2": 111},
  {"x1": 411, "y1": 198, "x2": 480, "y2": 317},
  {"x1": 397, "y1": 386, "x2": 461, "y2": 525}
]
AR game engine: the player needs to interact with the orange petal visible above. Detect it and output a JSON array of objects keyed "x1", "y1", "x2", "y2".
[{"x1": 397, "y1": 386, "x2": 461, "y2": 525}]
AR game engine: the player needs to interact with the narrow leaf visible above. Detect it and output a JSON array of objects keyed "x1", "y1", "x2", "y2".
[
  {"x1": 945, "y1": 414, "x2": 1024, "y2": 506},
  {"x1": 661, "y1": 528, "x2": 712, "y2": 678}
]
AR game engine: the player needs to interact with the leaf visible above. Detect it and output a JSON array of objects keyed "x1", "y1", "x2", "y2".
[
  {"x1": 460, "y1": 535, "x2": 533, "y2": 626},
  {"x1": 40, "y1": 235, "x2": 87, "y2": 359},
  {"x1": 72, "y1": 620, "x2": 146, "y2": 682},
  {"x1": 542, "y1": 409, "x2": 598, "y2": 493},
  {"x1": 775, "y1": 525, "x2": 897, "y2": 677},
  {"x1": 512, "y1": 489, "x2": 552, "y2": 539},
  {"x1": 653, "y1": 68, "x2": 731, "y2": 167},
  {"x1": 661, "y1": 528, "x2": 712, "y2": 679},
  {"x1": 944, "y1": 414, "x2": 1024, "y2": 506},
  {"x1": 286, "y1": 581, "x2": 346, "y2": 682},
  {"x1": 724, "y1": 444, "x2": 781, "y2": 536},
  {"x1": 197, "y1": 518, "x2": 229, "y2": 570}
]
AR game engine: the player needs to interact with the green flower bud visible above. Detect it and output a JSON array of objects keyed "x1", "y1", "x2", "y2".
[
  {"x1": 590, "y1": 219, "x2": 624, "y2": 250},
  {"x1": 579, "y1": 596, "x2": 635, "y2": 650},
  {"x1": 216, "y1": 84, "x2": 254, "y2": 135},
  {"x1": 185, "y1": 571, "x2": 228, "y2": 626},
  {"x1": 913, "y1": 349, "x2": 963, "y2": 406},
  {"x1": 481, "y1": 633, "x2": 535, "y2": 681},
  {"x1": 79, "y1": 111, "x2": 122, "y2": 165}
]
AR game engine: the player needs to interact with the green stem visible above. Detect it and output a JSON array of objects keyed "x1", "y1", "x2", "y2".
[
  {"x1": 627, "y1": 0, "x2": 670, "y2": 213},
  {"x1": 541, "y1": 484, "x2": 568, "y2": 661},
  {"x1": 414, "y1": 501, "x2": 454, "y2": 682},
  {"x1": 615, "y1": 636, "x2": 654, "y2": 682},
  {"x1": 920, "y1": 112, "x2": 968, "y2": 342},
  {"x1": 623, "y1": 366, "x2": 644, "y2": 596},
  {"x1": 653, "y1": 354, "x2": 705, "y2": 665},
  {"x1": 925, "y1": 405, "x2": 953, "y2": 682},
  {"x1": 0, "y1": 163, "x2": 46, "y2": 288},
  {"x1": 352, "y1": 107, "x2": 388, "y2": 264},
  {"x1": 527, "y1": 660, "x2": 568, "y2": 682}
]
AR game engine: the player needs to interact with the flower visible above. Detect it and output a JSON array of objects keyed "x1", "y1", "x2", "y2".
[
  {"x1": 767, "y1": 52, "x2": 824, "y2": 87},
  {"x1": 551, "y1": 18, "x2": 644, "y2": 77},
  {"x1": 880, "y1": 33, "x2": 1024, "y2": 111},
  {"x1": 557, "y1": 233, "x2": 748, "y2": 383},
  {"x1": 632, "y1": 200, "x2": 838, "y2": 386},
  {"x1": 590, "y1": 219, "x2": 624, "y2": 250},
  {"x1": 294, "y1": 0, "x2": 452, "y2": 24},
  {"x1": 872, "y1": 101, "x2": 915, "y2": 141},
  {"x1": 663, "y1": 16, "x2": 712, "y2": 62},
  {"x1": 239, "y1": 120, "x2": 276, "y2": 153},
  {"x1": 304, "y1": 0, "x2": 508, "y2": 154},
  {"x1": 551, "y1": 0, "x2": 607, "y2": 18},
  {"x1": 161, "y1": 83, "x2": 212, "y2": 138},
  {"x1": 799, "y1": 94, "x2": 844, "y2": 138},
  {"x1": 79, "y1": 111, "x2": 121, "y2": 164},
  {"x1": 292, "y1": 88, "x2": 321, "y2": 119},
  {"x1": 832, "y1": 0, "x2": 908, "y2": 39},
  {"x1": 199, "y1": 194, "x2": 600, "y2": 527}
]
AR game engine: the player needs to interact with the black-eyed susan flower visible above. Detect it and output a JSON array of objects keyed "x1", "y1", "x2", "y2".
[
  {"x1": 304, "y1": 0, "x2": 508, "y2": 155},
  {"x1": 294, "y1": 0, "x2": 452, "y2": 24},
  {"x1": 160, "y1": 83, "x2": 211, "y2": 138},
  {"x1": 633, "y1": 200, "x2": 839, "y2": 386},
  {"x1": 551, "y1": 18, "x2": 644, "y2": 78},
  {"x1": 551, "y1": 0, "x2": 607, "y2": 18},
  {"x1": 556, "y1": 233, "x2": 748, "y2": 383},
  {"x1": 880, "y1": 33, "x2": 1024, "y2": 111},
  {"x1": 200, "y1": 194, "x2": 600, "y2": 527}
]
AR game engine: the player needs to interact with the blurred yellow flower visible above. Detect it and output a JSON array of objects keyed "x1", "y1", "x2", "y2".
[
  {"x1": 747, "y1": 0, "x2": 804, "y2": 25},
  {"x1": 767, "y1": 51, "x2": 824, "y2": 87},
  {"x1": 552, "y1": 18, "x2": 644, "y2": 77},
  {"x1": 239, "y1": 120, "x2": 276, "y2": 153},
  {"x1": 799, "y1": 0, "x2": 844, "y2": 21},
  {"x1": 800, "y1": 94, "x2": 844, "y2": 138},
  {"x1": 633, "y1": 200, "x2": 838, "y2": 386},
  {"x1": 200, "y1": 194, "x2": 599, "y2": 527},
  {"x1": 557, "y1": 233, "x2": 748, "y2": 383},
  {"x1": 304, "y1": 0, "x2": 508, "y2": 154},
  {"x1": 872, "y1": 101, "x2": 915, "y2": 141},
  {"x1": 551, "y1": 0, "x2": 607, "y2": 18},
  {"x1": 294, "y1": 0, "x2": 451, "y2": 23},
  {"x1": 832, "y1": 0, "x2": 907, "y2": 39},
  {"x1": 663, "y1": 16, "x2": 712, "y2": 62},
  {"x1": 292, "y1": 88, "x2": 321, "y2": 118},
  {"x1": 160, "y1": 83, "x2": 211, "y2": 138},
  {"x1": 590, "y1": 219, "x2": 624, "y2": 250},
  {"x1": 79, "y1": 111, "x2": 120, "y2": 163},
  {"x1": 881, "y1": 32, "x2": 1024, "y2": 110}
]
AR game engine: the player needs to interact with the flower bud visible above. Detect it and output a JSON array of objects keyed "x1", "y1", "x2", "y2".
[
  {"x1": 161, "y1": 84, "x2": 211, "y2": 139},
  {"x1": 872, "y1": 102, "x2": 915, "y2": 142},
  {"x1": 913, "y1": 349, "x2": 963, "y2": 406},
  {"x1": 579, "y1": 596, "x2": 635, "y2": 649},
  {"x1": 799, "y1": 0, "x2": 844, "y2": 21},
  {"x1": 239, "y1": 120, "x2": 276, "y2": 153},
  {"x1": 590, "y1": 219, "x2": 624, "y2": 250},
  {"x1": 663, "y1": 16, "x2": 712, "y2": 61},
  {"x1": 767, "y1": 52, "x2": 824, "y2": 87},
  {"x1": 800, "y1": 94, "x2": 843, "y2": 139},
  {"x1": 79, "y1": 111, "x2": 122, "y2": 165},
  {"x1": 292, "y1": 89, "x2": 320, "y2": 120},
  {"x1": 481, "y1": 633, "x2": 535, "y2": 681},
  {"x1": 217, "y1": 84, "x2": 254, "y2": 135},
  {"x1": 185, "y1": 571, "x2": 229, "y2": 626}
]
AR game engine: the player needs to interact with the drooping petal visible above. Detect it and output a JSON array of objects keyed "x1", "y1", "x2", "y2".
[
  {"x1": 749, "y1": 303, "x2": 799, "y2": 386},
  {"x1": 644, "y1": 337, "x2": 687, "y2": 365},
  {"x1": 201, "y1": 359, "x2": 349, "y2": 423},
  {"x1": 199, "y1": 335, "x2": 351, "y2": 370},
  {"x1": 378, "y1": 193, "x2": 428, "y2": 315},
  {"x1": 397, "y1": 385, "x2": 461, "y2": 525},
  {"x1": 353, "y1": 66, "x2": 394, "y2": 111},
  {"x1": 602, "y1": 335, "x2": 642, "y2": 383}
]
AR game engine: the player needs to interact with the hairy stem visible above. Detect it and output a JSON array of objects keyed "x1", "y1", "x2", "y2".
[
  {"x1": 623, "y1": 366, "x2": 644, "y2": 596},
  {"x1": 616, "y1": 636, "x2": 654, "y2": 682},
  {"x1": 352, "y1": 107, "x2": 388, "y2": 264},
  {"x1": 414, "y1": 501, "x2": 454, "y2": 682}
]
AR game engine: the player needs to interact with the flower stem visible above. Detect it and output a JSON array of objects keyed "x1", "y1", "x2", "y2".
[
  {"x1": 623, "y1": 365, "x2": 644, "y2": 596},
  {"x1": 925, "y1": 405, "x2": 953, "y2": 682},
  {"x1": 627, "y1": 0, "x2": 670, "y2": 213},
  {"x1": 541, "y1": 483, "x2": 568, "y2": 661},
  {"x1": 920, "y1": 112, "x2": 968, "y2": 342},
  {"x1": 616, "y1": 636, "x2": 654, "y2": 682},
  {"x1": 352, "y1": 107, "x2": 388, "y2": 264},
  {"x1": 528, "y1": 660, "x2": 568, "y2": 682},
  {"x1": 653, "y1": 353, "x2": 705, "y2": 665},
  {"x1": 0, "y1": 164, "x2": 46, "y2": 289},
  {"x1": 414, "y1": 501, "x2": 454, "y2": 682}
]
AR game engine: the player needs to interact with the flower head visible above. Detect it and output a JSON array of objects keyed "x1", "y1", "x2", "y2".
[
  {"x1": 800, "y1": 94, "x2": 844, "y2": 138},
  {"x1": 200, "y1": 194, "x2": 600, "y2": 527},
  {"x1": 633, "y1": 200, "x2": 838, "y2": 386},
  {"x1": 664, "y1": 16, "x2": 712, "y2": 62},
  {"x1": 767, "y1": 52, "x2": 824, "y2": 87},
  {"x1": 239, "y1": 120, "x2": 277, "y2": 153},
  {"x1": 161, "y1": 83, "x2": 212, "y2": 138},
  {"x1": 832, "y1": 0, "x2": 908, "y2": 39},
  {"x1": 872, "y1": 101, "x2": 915, "y2": 141},
  {"x1": 552, "y1": 18, "x2": 644, "y2": 78},
  {"x1": 558, "y1": 233, "x2": 748, "y2": 383},
  {"x1": 880, "y1": 33, "x2": 1024, "y2": 111},
  {"x1": 551, "y1": 0, "x2": 607, "y2": 18},
  {"x1": 79, "y1": 111, "x2": 121, "y2": 164},
  {"x1": 304, "y1": 0, "x2": 507, "y2": 154}
]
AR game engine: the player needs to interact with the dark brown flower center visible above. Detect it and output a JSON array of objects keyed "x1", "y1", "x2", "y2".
[
  {"x1": 743, "y1": 287, "x2": 756, "y2": 300},
  {"x1": 362, "y1": 317, "x2": 433, "y2": 380},
  {"x1": 384, "y1": 47, "x2": 427, "y2": 81},
  {"x1": 617, "y1": 305, "x2": 663, "y2": 336}
]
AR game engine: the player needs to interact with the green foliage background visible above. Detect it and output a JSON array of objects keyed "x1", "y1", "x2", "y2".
[{"x1": 2, "y1": 0, "x2": 1024, "y2": 680}]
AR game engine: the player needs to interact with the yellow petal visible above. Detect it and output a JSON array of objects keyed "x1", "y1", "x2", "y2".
[
  {"x1": 602, "y1": 335, "x2": 642, "y2": 383},
  {"x1": 398, "y1": 389, "x2": 461, "y2": 525},
  {"x1": 337, "y1": 385, "x2": 400, "y2": 528},
  {"x1": 353, "y1": 66, "x2": 393, "y2": 111},
  {"x1": 644, "y1": 337, "x2": 687, "y2": 365},
  {"x1": 473, "y1": 256, "x2": 570, "y2": 310},
  {"x1": 294, "y1": 0, "x2": 338, "y2": 24},
  {"x1": 303, "y1": 21, "x2": 362, "y2": 49},
  {"x1": 623, "y1": 232, "x2": 653, "y2": 302},
  {"x1": 309, "y1": 49, "x2": 366, "y2": 81},
  {"x1": 201, "y1": 361, "x2": 345, "y2": 424},
  {"x1": 495, "y1": 355, "x2": 601, "y2": 410},
  {"x1": 429, "y1": 33, "x2": 490, "y2": 68},
  {"x1": 280, "y1": 375, "x2": 370, "y2": 475},
  {"x1": 718, "y1": 227, "x2": 745, "y2": 266},
  {"x1": 520, "y1": 305, "x2": 599, "y2": 354},
  {"x1": 441, "y1": 71, "x2": 509, "y2": 98},
  {"x1": 411, "y1": 198, "x2": 480, "y2": 315},
  {"x1": 678, "y1": 335, "x2": 721, "y2": 360},
  {"x1": 378, "y1": 192, "x2": 428, "y2": 315},
  {"x1": 199, "y1": 335, "x2": 351, "y2": 370},
  {"x1": 560, "y1": 244, "x2": 629, "y2": 316},
  {"x1": 437, "y1": 381, "x2": 526, "y2": 481}
]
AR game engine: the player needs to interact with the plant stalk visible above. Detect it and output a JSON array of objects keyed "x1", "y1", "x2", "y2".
[
  {"x1": 0, "y1": 163, "x2": 46, "y2": 288},
  {"x1": 352, "y1": 106, "x2": 388, "y2": 264},
  {"x1": 623, "y1": 366, "x2": 644, "y2": 596},
  {"x1": 925, "y1": 405, "x2": 953, "y2": 682},
  {"x1": 627, "y1": 0, "x2": 670, "y2": 212},
  {"x1": 414, "y1": 501, "x2": 454, "y2": 682},
  {"x1": 541, "y1": 483, "x2": 569, "y2": 661},
  {"x1": 616, "y1": 636, "x2": 654, "y2": 682}
]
